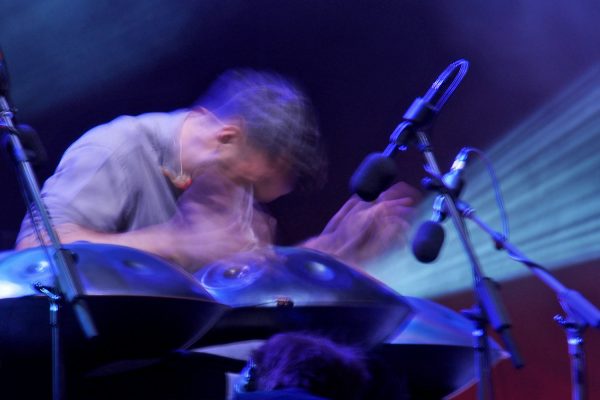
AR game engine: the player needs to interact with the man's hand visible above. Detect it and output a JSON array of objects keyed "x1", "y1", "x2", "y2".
[
  {"x1": 157, "y1": 168, "x2": 275, "y2": 270},
  {"x1": 303, "y1": 182, "x2": 421, "y2": 268}
]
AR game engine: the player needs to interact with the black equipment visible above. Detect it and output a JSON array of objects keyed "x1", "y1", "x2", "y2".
[{"x1": 0, "y1": 245, "x2": 507, "y2": 399}]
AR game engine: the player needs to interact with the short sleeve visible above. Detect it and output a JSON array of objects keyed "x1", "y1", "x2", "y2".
[{"x1": 17, "y1": 140, "x2": 135, "y2": 242}]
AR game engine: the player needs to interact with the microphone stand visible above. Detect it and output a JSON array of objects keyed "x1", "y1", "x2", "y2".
[
  {"x1": 0, "y1": 96, "x2": 98, "y2": 399},
  {"x1": 371, "y1": 59, "x2": 522, "y2": 399},
  {"x1": 456, "y1": 201, "x2": 600, "y2": 400},
  {"x1": 353, "y1": 59, "x2": 522, "y2": 399},
  {"x1": 411, "y1": 131, "x2": 524, "y2": 400}
]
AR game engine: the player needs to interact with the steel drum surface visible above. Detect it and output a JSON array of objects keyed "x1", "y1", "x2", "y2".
[
  {"x1": 0, "y1": 243, "x2": 227, "y2": 370},
  {"x1": 194, "y1": 247, "x2": 413, "y2": 347}
]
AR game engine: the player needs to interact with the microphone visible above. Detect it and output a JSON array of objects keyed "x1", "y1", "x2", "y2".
[
  {"x1": 17, "y1": 124, "x2": 48, "y2": 166},
  {"x1": 0, "y1": 47, "x2": 12, "y2": 109},
  {"x1": 349, "y1": 153, "x2": 398, "y2": 201},
  {"x1": 350, "y1": 60, "x2": 469, "y2": 201},
  {"x1": 0, "y1": 48, "x2": 9, "y2": 99},
  {"x1": 412, "y1": 195, "x2": 446, "y2": 262},
  {"x1": 0, "y1": 47, "x2": 17, "y2": 131},
  {"x1": 412, "y1": 220, "x2": 445, "y2": 263},
  {"x1": 411, "y1": 147, "x2": 471, "y2": 263},
  {"x1": 0, "y1": 50, "x2": 46, "y2": 165}
]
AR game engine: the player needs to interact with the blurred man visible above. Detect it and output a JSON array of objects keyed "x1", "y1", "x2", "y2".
[{"x1": 16, "y1": 69, "x2": 419, "y2": 271}]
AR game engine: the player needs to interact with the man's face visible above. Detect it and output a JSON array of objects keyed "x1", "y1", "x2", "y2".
[
  {"x1": 180, "y1": 110, "x2": 295, "y2": 202},
  {"x1": 225, "y1": 145, "x2": 294, "y2": 202}
]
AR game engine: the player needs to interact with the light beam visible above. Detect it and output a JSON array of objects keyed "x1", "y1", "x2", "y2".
[{"x1": 371, "y1": 64, "x2": 600, "y2": 298}]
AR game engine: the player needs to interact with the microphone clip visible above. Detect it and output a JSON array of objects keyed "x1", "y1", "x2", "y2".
[
  {"x1": 388, "y1": 98, "x2": 438, "y2": 150},
  {"x1": 420, "y1": 171, "x2": 464, "y2": 199}
]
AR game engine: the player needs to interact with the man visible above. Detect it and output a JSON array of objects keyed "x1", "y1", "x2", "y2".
[
  {"x1": 16, "y1": 69, "x2": 419, "y2": 271},
  {"x1": 234, "y1": 332, "x2": 370, "y2": 400}
]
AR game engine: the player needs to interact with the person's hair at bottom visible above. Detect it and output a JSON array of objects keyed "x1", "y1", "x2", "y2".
[{"x1": 250, "y1": 332, "x2": 370, "y2": 400}]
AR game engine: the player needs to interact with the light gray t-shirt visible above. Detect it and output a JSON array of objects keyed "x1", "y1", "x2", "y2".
[{"x1": 17, "y1": 110, "x2": 190, "y2": 242}]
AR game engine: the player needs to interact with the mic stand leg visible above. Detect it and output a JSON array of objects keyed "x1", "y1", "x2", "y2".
[
  {"x1": 458, "y1": 201, "x2": 599, "y2": 400},
  {"x1": 554, "y1": 316, "x2": 587, "y2": 400},
  {"x1": 34, "y1": 284, "x2": 65, "y2": 400},
  {"x1": 463, "y1": 306, "x2": 494, "y2": 400}
]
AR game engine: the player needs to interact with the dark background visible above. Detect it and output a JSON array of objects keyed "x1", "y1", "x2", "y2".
[
  {"x1": 1, "y1": 1, "x2": 600, "y2": 399},
  {"x1": 2, "y1": 0, "x2": 599, "y2": 246}
]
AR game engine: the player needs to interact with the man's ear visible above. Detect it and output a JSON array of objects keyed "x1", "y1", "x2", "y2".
[{"x1": 216, "y1": 121, "x2": 245, "y2": 146}]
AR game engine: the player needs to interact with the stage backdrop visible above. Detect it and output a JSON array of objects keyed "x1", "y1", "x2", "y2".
[{"x1": 0, "y1": 1, "x2": 599, "y2": 398}]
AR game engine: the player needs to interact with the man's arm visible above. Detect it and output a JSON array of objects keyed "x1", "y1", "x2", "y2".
[
  {"x1": 16, "y1": 223, "x2": 174, "y2": 258},
  {"x1": 16, "y1": 217, "x2": 263, "y2": 272},
  {"x1": 16, "y1": 169, "x2": 276, "y2": 272}
]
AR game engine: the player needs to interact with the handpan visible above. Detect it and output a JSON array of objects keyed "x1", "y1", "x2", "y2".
[
  {"x1": 0, "y1": 243, "x2": 227, "y2": 369},
  {"x1": 193, "y1": 248, "x2": 506, "y2": 399},
  {"x1": 194, "y1": 246, "x2": 413, "y2": 347}
]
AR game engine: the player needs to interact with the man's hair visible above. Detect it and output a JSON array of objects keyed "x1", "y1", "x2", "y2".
[
  {"x1": 250, "y1": 333, "x2": 370, "y2": 400},
  {"x1": 195, "y1": 69, "x2": 326, "y2": 190}
]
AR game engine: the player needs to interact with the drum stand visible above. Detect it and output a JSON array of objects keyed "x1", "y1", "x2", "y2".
[{"x1": 1, "y1": 56, "x2": 98, "y2": 400}]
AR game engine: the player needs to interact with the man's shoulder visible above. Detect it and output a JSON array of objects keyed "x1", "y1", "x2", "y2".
[{"x1": 68, "y1": 109, "x2": 189, "y2": 156}]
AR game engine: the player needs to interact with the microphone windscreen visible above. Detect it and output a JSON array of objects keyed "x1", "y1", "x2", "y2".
[
  {"x1": 412, "y1": 220, "x2": 445, "y2": 263},
  {"x1": 18, "y1": 124, "x2": 48, "y2": 165},
  {"x1": 350, "y1": 153, "x2": 398, "y2": 201},
  {"x1": 0, "y1": 49, "x2": 10, "y2": 98}
]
